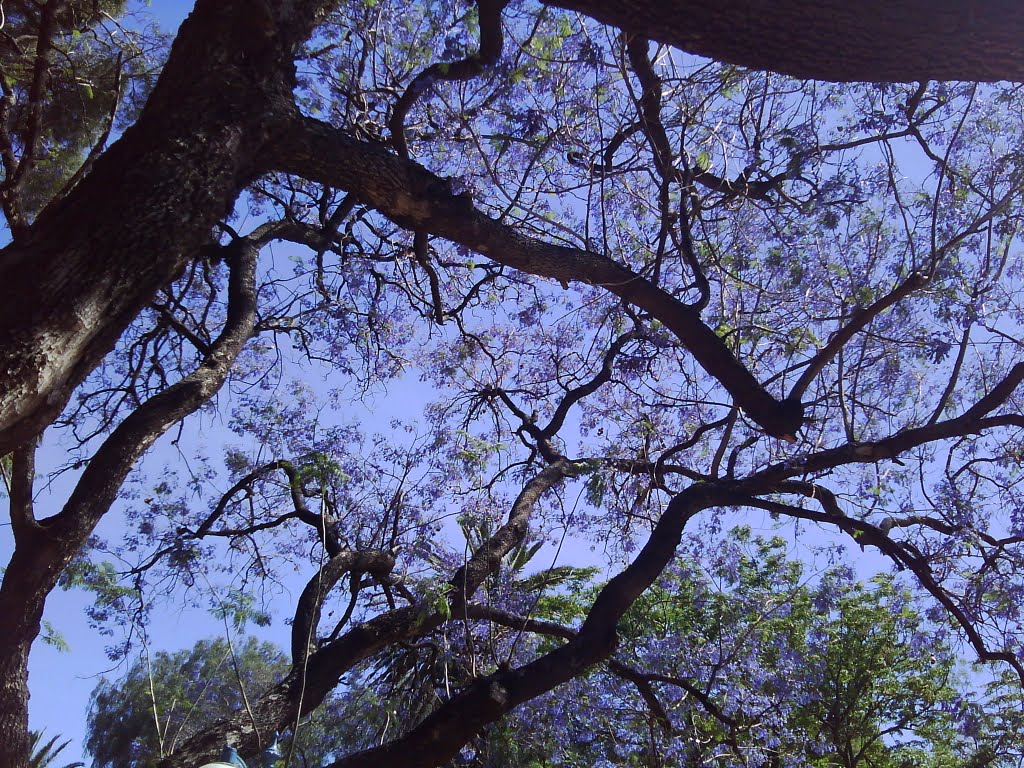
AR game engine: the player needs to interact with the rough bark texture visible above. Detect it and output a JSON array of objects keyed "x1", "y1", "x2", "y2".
[
  {"x1": 549, "y1": 0, "x2": 1024, "y2": 82},
  {"x1": 0, "y1": 239, "x2": 259, "y2": 768},
  {"x1": 0, "y1": 0, "x2": 329, "y2": 456}
]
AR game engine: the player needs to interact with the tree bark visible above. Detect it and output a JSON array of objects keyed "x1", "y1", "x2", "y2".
[
  {"x1": 548, "y1": 0, "x2": 1024, "y2": 82},
  {"x1": 2, "y1": 0, "x2": 1022, "y2": 454},
  {"x1": 323, "y1": 483, "x2": 722, "y2": 768},
  {"x1": 0, "y1": 0, "x2": 329, "y2": 457},
  {"x1": 2, "y1": 0, "x2": 1024, "y2": 763},
  {"x1": 0, "y1": 535, "x2": 56, "y2": 768},
  {"x1": 0, "y1": 239, "x2": 259, "y2": 768}
]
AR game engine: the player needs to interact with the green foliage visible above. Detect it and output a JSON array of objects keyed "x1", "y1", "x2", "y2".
[
  {"x1": 57, "y1": 560, "x2": 137, "y2": 639},
  {"x1": 28, "y1": 730, "x2": 84, "y2": 768},
  {"x1": 0, "y1": 0, "x2": 154, "y2": 215},
  {"x1": 39, "y1": 620, "x2": 70, "y2": 653},
  {"x1": 210, "y1": 588, "x2": 272, "y2": 632},
  {"x1": 516, "y1": 530, "x2": 972, "y2": 768},
  {"x1": 85, "y1": 637, "x2": 347, "y2": 768},
  {"x1": 798, "y1": 575, "x2": 961, "y2": 768}
]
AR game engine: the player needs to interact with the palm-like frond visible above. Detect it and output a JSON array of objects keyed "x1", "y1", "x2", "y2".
[{"x1": 29, "y1": 730, "x2": 85, "y2": 768}]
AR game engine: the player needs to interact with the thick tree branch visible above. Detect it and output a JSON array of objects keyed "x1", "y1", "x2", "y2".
[
  {"x1": 0, "y1": 235, "x2": 259, "y2": 689},
  {"x1": 389, "y1": 0, "x2": 507, "y2": 158},
  {"x1": 449, "y1": 460, "x2": 582, "y2": 610},
  {"x1": 749, "y1": 362, "x2": 1024, "y2": 485},
  {"x1": 0, "y1": 237, "x2": 260, "y2": 768},
  {"x1": 0, "y1": 0, "x2": 335, "y2": 456},
  {"x1": 324, "y1": 483, "x2": 723, "y2": 768},
  {"x1": 545, "y1": 0, "x2": 1024, "y2": 82},
  {"x1": 291, "y1": 549, "x2": 396, "y2": 666},
  {"x1": 8, "y1": 445, "x2": 37, "y2": 543},
  {"x1": 263, "y1": 115, "x2": 803, "y2": 439}
]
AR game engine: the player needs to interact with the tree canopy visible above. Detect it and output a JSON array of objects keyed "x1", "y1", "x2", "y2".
[
  {"x1": 86, "y1": 637, "x2": 361, "y2": 768},
  {"x1": 90, "y1": 533, "x2": 1018, "y2": 768},
  {"x1": 4, "y1": 1, "x2": 1024, "y2": 767}
]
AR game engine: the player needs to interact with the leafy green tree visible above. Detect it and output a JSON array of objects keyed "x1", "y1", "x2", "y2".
[
  {"x1": 86, "y1": 637, "x2": 358, "y2": 768},
  {"x1": 464, "y1": 530, "x2": 973, "y2": 768},
  {"x1": 799, "y1": 575, "x2": 961, "y2": 768},
  {"x1": 0, "y1": 0, "x2": 152, "y2": 219}
]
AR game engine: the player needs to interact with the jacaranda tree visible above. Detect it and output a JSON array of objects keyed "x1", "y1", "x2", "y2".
[
  {"x1": 4, "y1": 1, "x2": 1024, "y2": 766},
  {"x1": 88, "y1": 531, "x2": 991, "y2": 768}
]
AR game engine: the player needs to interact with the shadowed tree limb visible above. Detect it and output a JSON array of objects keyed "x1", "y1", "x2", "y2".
[
  {"x1": 0, "y1": 0, "x2": 337, "y2": 457},
  {"x1": 315, "y1": 483, "x2": 724, "y2": 768},
  {"x1": 389, "y1": 0, "x2": 509, "y2": 158},
  {"x1": 263, "y1": 115, "x2": 804, "y2": 440},
  {"x1": 546, "y1": 0, "x2": 1024, "y2": 82},
  {"x1": 461, "y1": 602, "x2": 737, "y2": 733},
  {"x1": 0, "y1": 236, "x2": 261, "y2": 767},
  {"x1": 746, "y1": 362, "x2": 1024, "y2": 487}
]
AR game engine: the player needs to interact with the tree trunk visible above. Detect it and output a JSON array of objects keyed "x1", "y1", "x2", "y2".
[
  {"x1": 0, "y1": 236, "x2": 260, "y2": 767},
  {"x1": 0, "y1": 535, "x2": 61, "y2": 768},
  {"x1": 0, "y1": 0, "x2": 327, "y2": 457}
]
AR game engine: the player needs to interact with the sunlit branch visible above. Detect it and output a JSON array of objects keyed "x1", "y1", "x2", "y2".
[{"x1": 449, "y1": 459, "x2": 584, "y2": 609}]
